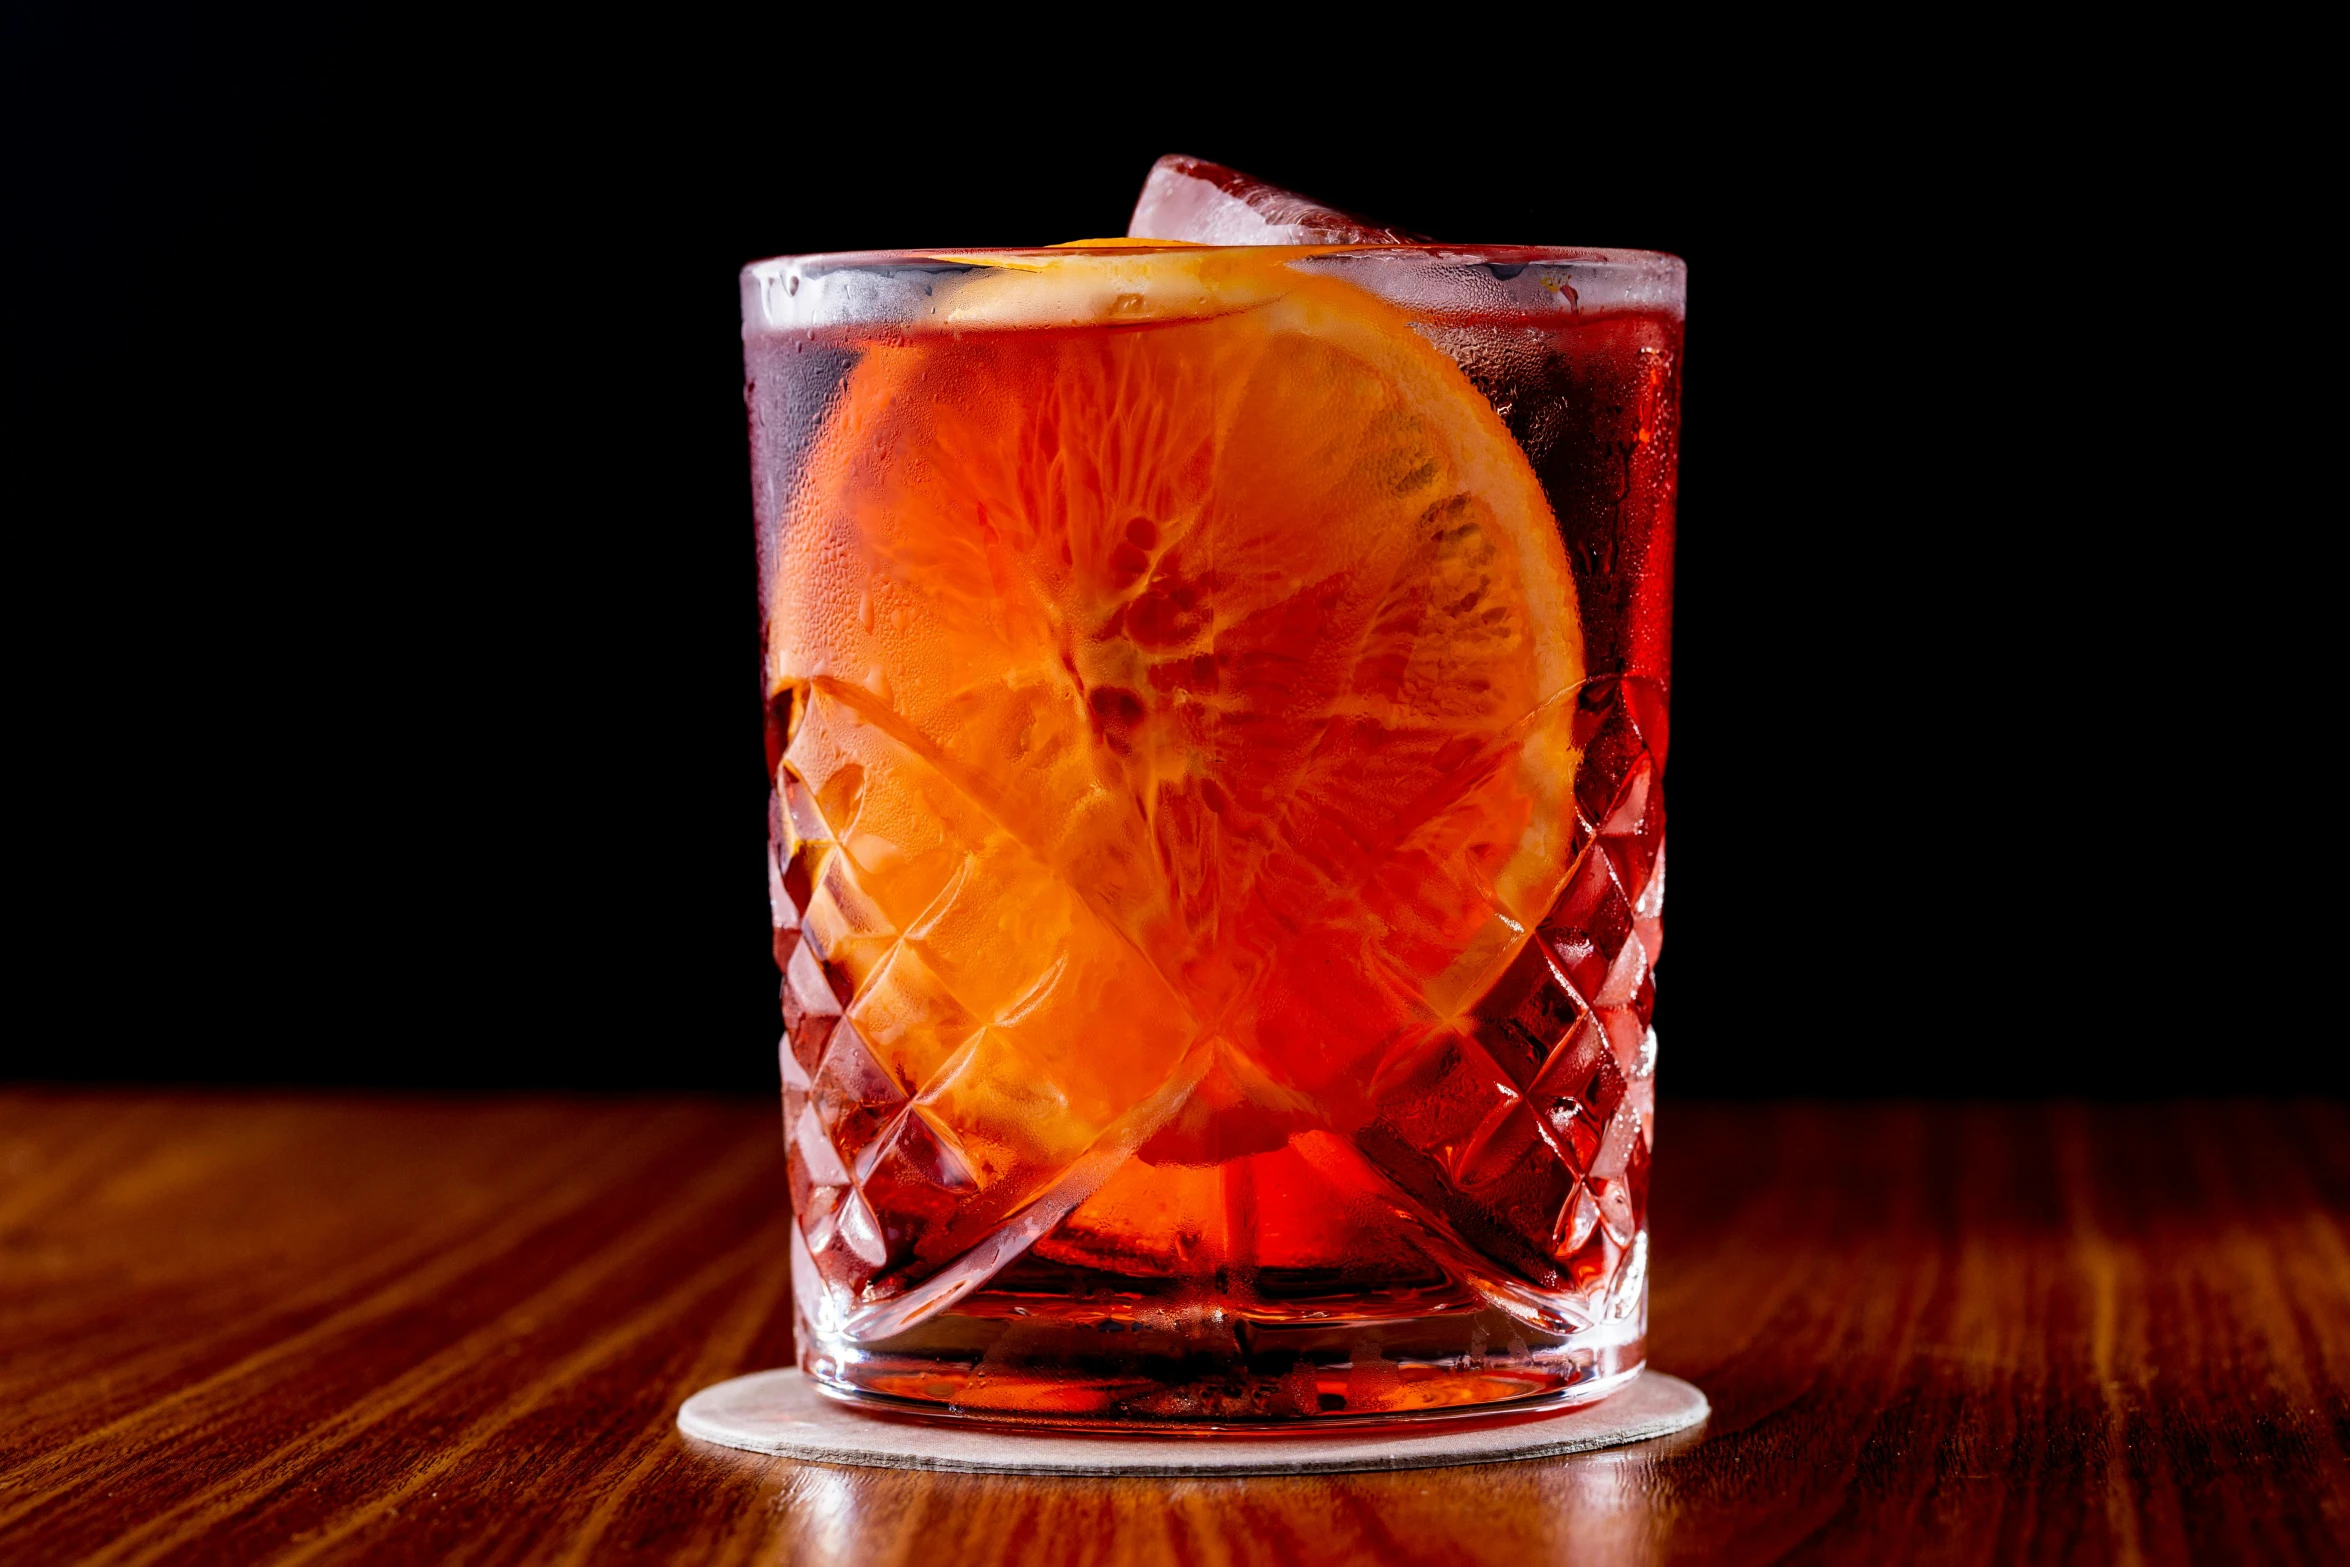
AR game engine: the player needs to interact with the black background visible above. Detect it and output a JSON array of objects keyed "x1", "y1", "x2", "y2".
[{"x1": 8, "y1": 10, "x2": 2330, "y2": 1095}]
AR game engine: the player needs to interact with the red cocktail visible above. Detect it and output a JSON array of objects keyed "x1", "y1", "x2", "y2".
[{"x1": 745, "y1": 160, "x2": 1681, "y2": 1423}]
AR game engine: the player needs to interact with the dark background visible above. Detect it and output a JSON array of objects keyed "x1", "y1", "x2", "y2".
[{"x1": 8, "y1": 10, "x2": 2329, "y2": 1095}]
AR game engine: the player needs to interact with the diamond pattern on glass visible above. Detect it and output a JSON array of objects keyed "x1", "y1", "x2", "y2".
[
  {"x1": 770, "y1": 684, "x2": 1196, "y2": 1313},
  {"x1": 1350, "y1": 673, "x2": 1665, "y2": 1312},
  {"x1": 771, "y1": 671, "x2": 1665, "y2": 1330}
]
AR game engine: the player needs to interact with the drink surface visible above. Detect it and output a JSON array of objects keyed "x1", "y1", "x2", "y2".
[{"x1": 746, "y1": 248, "x2": 1679, "y2": 1419}]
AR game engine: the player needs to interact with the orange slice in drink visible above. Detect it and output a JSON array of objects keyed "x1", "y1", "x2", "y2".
[{"x1": 773, "y1": 248, "x2": 1582, "y2": 1280}]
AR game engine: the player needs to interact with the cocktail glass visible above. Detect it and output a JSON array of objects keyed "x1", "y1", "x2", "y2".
[{"x1": 744, "y1": 195, "x2": 1682, "y2": 1425}]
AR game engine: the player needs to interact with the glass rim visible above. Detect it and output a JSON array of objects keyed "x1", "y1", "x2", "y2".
[
  {"x1": 744, "y1": 241, "x2": 1683, "y2": 277},
  {"x1": 742, "y1": 244, "x2": 1686, "y2": 335}
]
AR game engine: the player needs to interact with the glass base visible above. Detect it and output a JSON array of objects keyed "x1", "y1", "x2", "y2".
[{"x1": 798, "y1": 1298, "x2": 1645, "y2": 1429}]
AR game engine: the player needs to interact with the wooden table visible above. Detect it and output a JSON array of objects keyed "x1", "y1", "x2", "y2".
[{"x1": 2, "y1": 1094, "x2": 2344, "y2": 1565}]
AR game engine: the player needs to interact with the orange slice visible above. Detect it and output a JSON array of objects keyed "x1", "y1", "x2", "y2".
[{"x1": 773, "y1": 249, "x2": 1582, "y2": 1225}]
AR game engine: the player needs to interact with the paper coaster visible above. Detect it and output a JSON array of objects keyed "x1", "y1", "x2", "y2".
[{"x1": 677, "y1": 1368, "x2": 1707, "y2": 1476}]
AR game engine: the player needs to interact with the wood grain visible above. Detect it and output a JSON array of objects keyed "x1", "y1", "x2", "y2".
[{"x1": 2, "y1": 1094, "x2": 2344, "y2": 1565}]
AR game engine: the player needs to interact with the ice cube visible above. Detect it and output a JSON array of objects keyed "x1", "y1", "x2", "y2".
[{"x1": 1126, "y1": 155, "x2": 1426, "y2": 246}]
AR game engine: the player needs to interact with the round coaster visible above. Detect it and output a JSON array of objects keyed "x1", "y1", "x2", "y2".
[{"x1": 677, "y1": 1368, "x2": 1707, "y2": 1476}]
